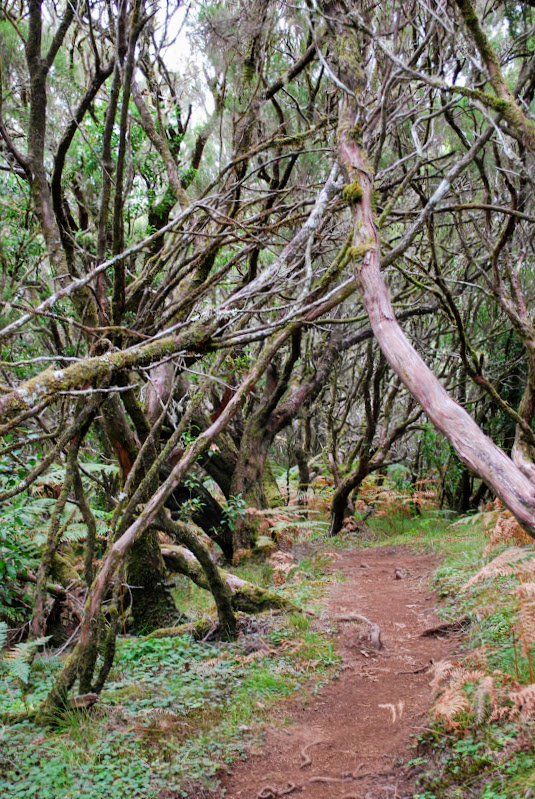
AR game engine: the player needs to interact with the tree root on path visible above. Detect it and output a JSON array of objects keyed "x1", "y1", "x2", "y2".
[
  {"x1": 334, "y1": 613, "x2": 383, "y2": 649},
  {"x1": 420, "y1": 616, "x2": 471, "y2": 637},
  {"x1": 299, "y1": 739, "x2": 330, "y2": 768},
  {"x1": 256, "y1": 783, "x2": 301, "y2": 797}
]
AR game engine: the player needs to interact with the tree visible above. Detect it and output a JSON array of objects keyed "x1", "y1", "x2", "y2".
[{"x1": 2, "y1": 0, "x2": 535, "y2": 714}]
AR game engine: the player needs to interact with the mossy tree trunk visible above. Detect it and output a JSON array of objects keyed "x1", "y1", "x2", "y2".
[
  {"x1": 102, "y1": 394, "x2": 179, "y2": 633},
  {"x1": 162, "y1": 542, "x2": 292, "y2": 612}
]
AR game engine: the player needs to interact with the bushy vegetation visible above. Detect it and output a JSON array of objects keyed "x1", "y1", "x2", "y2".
[{"x1": 0, "y1": 540, "x2": 339, "y2": 798}]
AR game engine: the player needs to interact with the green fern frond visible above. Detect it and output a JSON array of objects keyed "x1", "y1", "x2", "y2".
[
  {"x1": 2, "y1": 635, "x2": 50, "y2": 685},
  {"x1": 60, "y1": 524, "x2": 89, "y2": 542},
  {"x1": 79, "y1": 462, "x2": 119, "y2": 476},
  {"x1": 7, "y1": 657, "x2": 30, "y2": 684},
  {"x1": 0, "y1": 621, "x2": 8, "y2": 651}
]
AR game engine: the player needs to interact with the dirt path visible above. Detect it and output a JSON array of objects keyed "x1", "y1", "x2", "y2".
[{"x1": 221, "y1": 545, "x2": 458, "y2": 799}]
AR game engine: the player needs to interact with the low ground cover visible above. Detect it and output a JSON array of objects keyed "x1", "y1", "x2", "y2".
[{"x1": 0, "y1": 549, "x2": 340, "y2": 798}]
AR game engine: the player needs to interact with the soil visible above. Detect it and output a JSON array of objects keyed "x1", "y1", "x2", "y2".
[{"x1": 220, "y1": 545, "x2": 459, "y2": 799}]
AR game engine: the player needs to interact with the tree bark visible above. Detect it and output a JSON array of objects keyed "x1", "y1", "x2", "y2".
[{"x1": 338, "y1": 115, "x2": 535, "y2": 536}]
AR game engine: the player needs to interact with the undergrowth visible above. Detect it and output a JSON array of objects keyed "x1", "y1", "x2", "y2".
[
  {"x1": 0, "y1": 549, "x2": 338, "y2": 798},
  {"x1": 370, "y1": 500, "x2": 535, "y2": 799}
]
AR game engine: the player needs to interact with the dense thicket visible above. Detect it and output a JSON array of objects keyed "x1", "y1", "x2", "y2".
[{"x1": 1, "y1": 0, "x2": 535, "y2": 714}]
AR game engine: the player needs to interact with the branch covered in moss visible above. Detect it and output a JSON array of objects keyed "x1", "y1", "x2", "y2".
[{"x1": 162, "y1": 543, "x2": 293, "y2": 613}]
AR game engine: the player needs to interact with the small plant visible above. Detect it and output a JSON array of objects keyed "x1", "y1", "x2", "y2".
[
  {"x1": 221, "y1": 493, "x2": 246, "y2": 531},
  {"x1": 0, "y1": 622, "x2": 50, "y2": 706}
]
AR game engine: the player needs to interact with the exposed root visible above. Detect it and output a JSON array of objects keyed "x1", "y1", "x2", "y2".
[
  {"x1": 397, "y1": 661, "x2": 432, "y2": 675},
  {"x1": 70, "y1": 692, "x2": 98, "y2": 710},
  {"x1": 421, "y1": 616, "x2": 471, "y2": 637},
  {"x1": 335, "y1": 613, "x2": 383, "y2": 649},
  {"x1": 256, "y1": 783, "x2": 301, "y2": 798},
  {"x1": 299, "y1": 739, "x2": 330, "y2": 768}
]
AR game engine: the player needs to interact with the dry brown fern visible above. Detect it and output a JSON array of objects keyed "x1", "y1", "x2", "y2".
[
  {"x1": 515, "y1": 582, "x2": 535, "y2": 657},
  {"x1": 464, "y1": 547, "x2": 535, "y2": 588},
  {"x1": 454, "y1": 499, "x2": 532, "y2": 554},
  {"x1": 484, "y1": 504, "x2": 532, "y2": 553},
  {"x1": 472, "y1": 675, "x2": 500, "y2": 722},
  {"x1": 433, "y1": 687, "x2": 471, "y2": 730},
  {"x1": 430, "y1": 661, "x2": 517, "y2": 728},
  {"x1": 509, "y1": 683, "x2": 535, "y2": 720}
]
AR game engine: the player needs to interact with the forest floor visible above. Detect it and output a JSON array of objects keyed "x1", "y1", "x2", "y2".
[
  {"x1": 4, "y1": 508, "x2": 533, "y2": 799},
  {"x1": 220, "y1": 544, "x2": 458, "y2": 799}
]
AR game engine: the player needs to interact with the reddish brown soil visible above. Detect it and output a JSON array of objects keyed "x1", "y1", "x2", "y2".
[{"x1": 221, "y1": 545, "x2": 458, "y2": 799}]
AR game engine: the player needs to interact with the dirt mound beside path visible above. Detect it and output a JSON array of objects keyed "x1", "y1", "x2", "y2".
[{"x1": 221, "y1": 546, "x2": 458, "y2": 799}]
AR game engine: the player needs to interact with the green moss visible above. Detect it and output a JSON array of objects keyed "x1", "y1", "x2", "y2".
[
  {"x1": 242, "y1": 59, "x2": 255, "y2": 83},
  {"x1": 348, "y1": 238, "x2": 373, "y2": 260},
  {"x1": 348, "y1": 125, "x2": 362, "y2": 144},
  {"x1": 342, "y1": 179, "x2": 363, "y2": 206},
  {"x1": 492, "y1": 98, "x2": 510, "y2": 113},
  {"x1": 49, "y1": 552, "x2": 79, "y2": 586}
]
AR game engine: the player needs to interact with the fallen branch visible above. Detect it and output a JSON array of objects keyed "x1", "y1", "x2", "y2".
[
  {"x1": 143, "y1": 618, "x2": 216, "y2": 641},
  {"x1": 162, "y1": 544, "x2": 294, "y2": 613}
]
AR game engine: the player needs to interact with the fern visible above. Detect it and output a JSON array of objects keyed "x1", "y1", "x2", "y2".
[
  {"x1": 79, "y1": 461, "x2": 119, "y2": 476},
  {"x1": 1, "y1": 634, "x2": 51, "y2": 685},
  {"x1": 0, "y1": 620, "x2": 8, "y2": 650},
  {"x1": 515, "y1": 582, "x2": 535, "y2": 656},
  {"x1": 464, "y1": 547, "x2": 535, "y2": 587}
]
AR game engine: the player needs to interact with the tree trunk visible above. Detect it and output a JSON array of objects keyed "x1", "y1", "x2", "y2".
[
  {"x1": 101, "y1": 395, "x2": 179, "y2": 631},
  {"x1": 338, "y1": 122, "x2": 535, "y2": 536},
  {"x1": 329, "y1": 461, "x2": 370, "y2": 536},
  {"x1": 295, "y1": 444, "x2": 310, "y2": 506},
  {"x1": 125, "y1": 529, "x2": 179, "y2": 633},
  {"x1": 167, "y1": 480, "x2": 234, "y2": 559}
]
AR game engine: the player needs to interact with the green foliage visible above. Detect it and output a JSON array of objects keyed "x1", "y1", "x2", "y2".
[
  {"x1": 420, "y1": 423, "x2": 463, "y2": 501},
  {"x1": 0, "y1": 548, "x2": 339, "y2": 797},
  {"x1": 0, "y1": 622, "x2": 50, "y2": 686},
  {"x1": 221, "y1": 493, "x2": 246, "y2": 530}
]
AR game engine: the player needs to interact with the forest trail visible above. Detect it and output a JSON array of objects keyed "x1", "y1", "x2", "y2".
[{"x1": 221, "y1": 545, "x2": 458, "y2": 799}]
